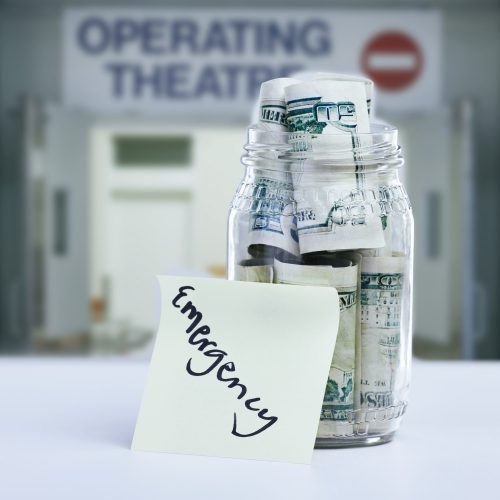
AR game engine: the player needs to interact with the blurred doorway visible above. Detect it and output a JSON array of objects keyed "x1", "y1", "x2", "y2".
[{"x1": 90, "y1": 124, "x2": 196, "y2": 337}]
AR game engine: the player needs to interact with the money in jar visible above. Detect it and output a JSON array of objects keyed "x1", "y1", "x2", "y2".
[{"x1": 228, "y1": 75, "x2": 413, "y2": 447}]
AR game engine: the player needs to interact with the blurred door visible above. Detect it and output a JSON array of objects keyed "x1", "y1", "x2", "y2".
[
  {"x1": 43, "y1": 106, "x2": 91, "y2": 339},
  {"x1": 106, "y1": 192, "x2": 191, "y2": 333},
  {"x1": 90, "y1": 125, "x2": 196, "y2": 334},
  {"x1": 390, "y1": 105, "x2": 476, "y2": 357},
  {"x1": 32, "y1": 116, "x2": 244, "y2": 344}
]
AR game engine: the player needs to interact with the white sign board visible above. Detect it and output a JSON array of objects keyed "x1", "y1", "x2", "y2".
[{"x1": 63, "y1": 8, "x2": 441, "y2": 116}]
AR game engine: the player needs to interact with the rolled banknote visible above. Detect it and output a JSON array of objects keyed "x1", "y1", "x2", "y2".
[
  {"x1": 273, "y1": 256, "x2": 359, "y2": 438},
  {"x1": 234, "y1": 258, "x2": 274, "y2": 283},
  {"x1": 359, "y1": 255, "x2": 406, "y2": 430},
  {"x1": 291, "y1": 71, "x2": 374, "y2": 116},
  {"x1": 315, "y1": 73, "x2": 374, "y2": 117},
  {"x1": 303, "y1": 250, "x2": 364, "y2": 430},
  {"x1": 247, "y1": 78, "x2": 301, "y2": 258},
  {"x1": 285, "y1": 79, "x2": 370, "y2": 135},
  {"x1": 246, "y1": 177, "x2": 300, "y2": 257},
  {"x1": 284, "y1": 79, "x2": 385, "y2": 253},
  {"x1": 251, "y1": 77, "x2": 301, "y2": 129}
]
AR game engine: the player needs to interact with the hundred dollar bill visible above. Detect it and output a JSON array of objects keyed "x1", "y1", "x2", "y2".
[
  {"x1": 291, "y1": 71, "x2": 374, "y2": 116},
  {"x1": 247, "y1": 79, "x2": 301, "y2": 257},
  {"x1": 246, "y1": 177, "x2": 300, "y2": 257},
  {"x1": 284, "y1": 80, "x2": 385, "y2": 253},
  {"x1": 234, "y1": 258, "x2": 273, "y2": 283},
  {"x1": 304, "y1": 251, "x2": 364, "y2": 425},
  {"x1": 285, "y1": 79, "x2": 370, "y2": 139},
  {"x1": 359, "y1": 256, "x2": 406, "y2": 428},
  {"x1": 314, "y1": 73, "x2": 374, "y2": 116},
  {"x1": 273, "y1": 257, "x2": 359, "y2": 437},
  {"x1": 255, "y1": 77, "x2": 301, "y2": 130}
]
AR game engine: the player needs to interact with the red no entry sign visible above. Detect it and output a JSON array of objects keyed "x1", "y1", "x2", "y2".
[{"x1": 361, "y1": 31, "x2": 423, "y2": 91}]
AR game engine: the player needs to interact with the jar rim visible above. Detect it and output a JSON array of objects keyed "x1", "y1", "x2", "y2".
[
  {"x1": 247, "y1": 122, "x2": 398, "y2": 139},
  {"x1": 243, "y1": 122, "x2": 403, "y2": 170}
]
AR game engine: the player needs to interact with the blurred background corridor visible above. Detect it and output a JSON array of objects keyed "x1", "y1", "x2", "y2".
[{"x1": 1, "y1": 0, "x2": 499, "y2": 360}]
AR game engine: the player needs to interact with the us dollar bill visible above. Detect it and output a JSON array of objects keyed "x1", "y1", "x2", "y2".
[
  {"x1": 284, "y1": 80, "x2": 385, "y2": 253},
  {"x1": 359, "y1": 256, "x2": 405, "y2": 421},
  {"x1": 246, "y1": 176, "x2": 300, "y2": 257},
  {"x1": 284, "y1": 79, "x2": 370, "y2": 141},
  {"x1": 247, "y1": 79, "x2": 301, "y2": 257},
  {"x1": 234, "y1": 258, "x2": 274, "y2": 283},
  {"x1": 291, "y1": 71, "x2": 374, "y2": 116},
  {"x1": 313, "y1": 73, "x2": 374, "y2": 116},
  {"x1": 273, "y1": 256, "x2": 359, "y2": 437},
  {"x1": 305, "y1": 251, "x2": 366, "y2": 433},
  {"x1": 255, "y1": 77, "x2": 301, "y2": 131}
]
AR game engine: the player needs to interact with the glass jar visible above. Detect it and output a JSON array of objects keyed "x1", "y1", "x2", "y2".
[{"x1": 227, "y1": 124, "x2": 413, "y2": 448}]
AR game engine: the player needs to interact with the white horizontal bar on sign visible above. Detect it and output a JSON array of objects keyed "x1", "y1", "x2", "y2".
[{"x1": 367, "y1": 53, "x2": 417, "y2": 70}]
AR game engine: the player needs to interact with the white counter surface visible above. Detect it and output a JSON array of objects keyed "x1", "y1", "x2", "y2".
[{"x1": 0, "y1": 357, "x2": 498, "y2": 499}]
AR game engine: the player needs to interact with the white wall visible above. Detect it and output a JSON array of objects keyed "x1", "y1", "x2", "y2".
[{"x1": 1, "y1": 2, "x2": 500, "y2": 353}]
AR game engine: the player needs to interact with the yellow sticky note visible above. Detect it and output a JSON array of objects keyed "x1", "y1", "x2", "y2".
[{"x1": 132, "y1": 276, "x2": 339, "y2": 464}]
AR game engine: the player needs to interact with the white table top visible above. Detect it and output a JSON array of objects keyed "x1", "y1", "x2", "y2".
[{"x1": 0, "y1": 357, "x2": 498, "y2": 500}]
